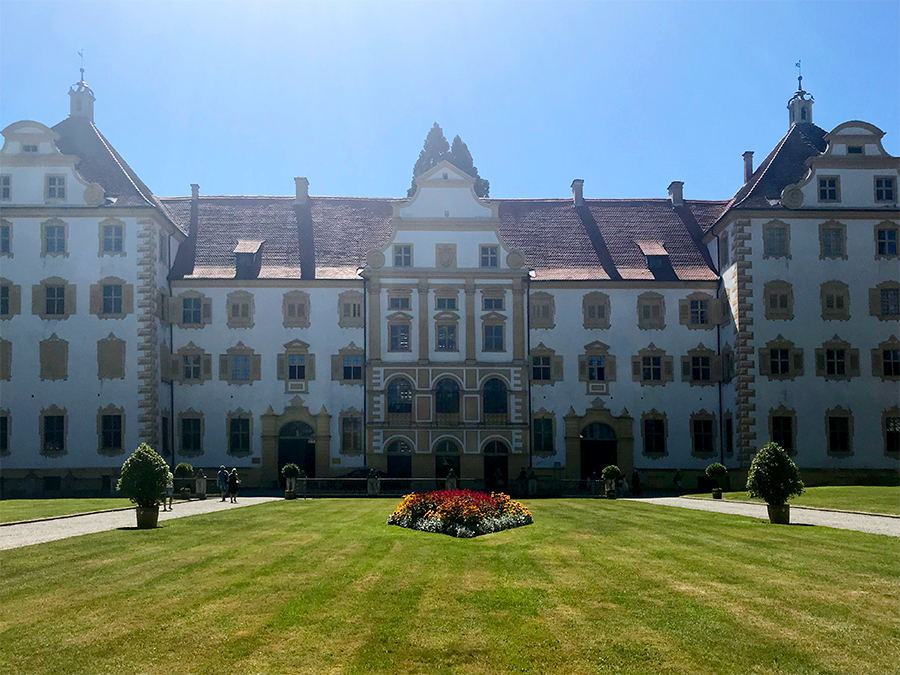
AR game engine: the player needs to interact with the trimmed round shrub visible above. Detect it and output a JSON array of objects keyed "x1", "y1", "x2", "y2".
[
  {"x1": 705, "y1": 462, "x2": 728, "y2": 487},
  {"x1": 281, "y1": 463, "x2": 301, "y2": 479},
  {"x1": 746, "y1": 442, "x2": 804, "y2": 506},
  {"x1": 173, "y1": 462, "x2": 193, "y2": 478},
  {"x1": 117, "y1": 444, "x2": 169, "y2": 508},
  {"x1": 601, "y1": 465, "x2": 622, "y2": 481}
]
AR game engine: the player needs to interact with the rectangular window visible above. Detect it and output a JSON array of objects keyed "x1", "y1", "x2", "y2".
[
  {"x1": 436, "y1": 324, "x2": 457, "y2": 351},
  {"x1": 181, "y1": 418, "x2": 202, "y2": 453},
  {"x1": 44, "y1": 415, "x2": 65, "y2": 453},
  {"x1": 772, "y1": 416, "x2": 793, "y2": 453},
  {"x1": 826, "y1": 349, "x2": 846, "y2": 376},
  {"x1": 818, "y1": 176, "x2": 839, "y2": 202},
  {"x1": 875, "y1": 177, "x2": 896, "y2": 202},
  {"x1": 102, "y1": 224, "x2": 124, "y2": 253},
  {"x1": 229, "y1": 418, "x2": 251, "y2": 454},
  {"x1": 388, "y1": 296, "x2": 410, "y2": 310},
  {"x1": 341, "y1": 417, "x2": 362, "y2": 454},
  {"x1": 483, "y1": 324, "x2": 504, "y2": 352},
  {"x1": 586, "y1": 303, "x2": 605, "y2": 320},
  {"x1": 641, "y1": 303, "x2": 661, "y2": 321},
  {"x1": 342, "y1": 355, "x2": 362, "y2": 380},
  {"x1": 691, "y1": 355, "x2": 711, "y2": 381},
  {"x1": 821, "y1": 228, "x2": 844, "y2": 257},
  {"x1": 342, "y1": 301, "x2": 361, "y2": 318},
  {"x1": 0, "y1": 175, "x2": 10, "y2": 201},
  {"x1": 231, "y1": 302, "x2": 250, "y2": 319},
  {"x1": 0, "y1": 416, "x2": 8, "y2": 455},
  {"x1": 881, "y1": 289, "x2": 900, "y2": 317},
  {"x1": 644, "y1": 419, "x2": 665, "y2": 454},
  {"x1": 532, "y1": 356, "x2": 551, "y2": 381},
  {"x1": 393, "y1": 245, "x2": 412, "y2": 267},
  {"x1": 102, "y1": 284, "x2": 123, "y2": 315},
  {"x1": 884, "y1": 349, "x2": 900, "y2": 378},
  {"x1": 533, "y1": 418, "x2": 554, "y2": 454},
  {"x1": 23, "y1": 145, "x2": 38, "y2": 153},
  {"x1": 101, "y1": 414, "x2": 123, "y2": 450},
  {"x1": 769, "y1": 293, "x2": 789, "y2": 311},
  {"x1": 480, "y1": 245, "x2": 499, "y2": 268},
  {"x1": 46, "y1": 175, "x2": 66, "y2": 199},
  {"x1": 724, "y1": 417, "x2": 734, "y2": 454},
  {"x1": 847, "y1": 146, "x2": 863, "y2": 155},
  {"x1": 389, "y1": 324, "x2": 410, "y2": 352},
  {"x1": 0, "y1": 225, "x2": 9, "y2": 253},
  {"x1": 182, "y1": 297, "x2": 202, "y2": 325},
  {"x1": 0, "y1": 286, "x2": 8, "y2": 316},
  {"x1": 765, "y1": 227, "x2": 788, "y2": 257},
  {"x1": 45, "y1": 285, "x2": 65, "y2": 315},
  {"x1": 286, "y1": 301, "x2": 307, "y2": 318},
  {"x1": 288, "y1": 354, "x2": 306, "y2": 380},
  {"x1": 588, "y1": 355, "x2": 605, "y2": 381},
  {"x1": 828, "y1": 417, "x2": 850, "y2": 453},
  {"x1": 642, "y1": 356, "x2": 661, "y2": 381},
  {"x1": 45, "y1": 225, "x2": 66, "y2": 254},
  {"x1": 877, "y1": 228, "x2": 898, "y2": 256},
  {"x1": 693, "y1": 419, "x2": 714, "y2": 455},
  {"x1": 887, "y1": 417, "x2": 900, "y2": 455},
  {"x1": 183, "y1": 354, "x2": 202, "y2": 381},
  {"x1": 689, "y1": 299, "x2": 708, "y2": 325},
  {"x1": 231, "y1": 354, "x2": 250, "y2": 381},
  {"x1": 770, "y1": 349, "x2": 790, "y2": 376},
  {"x1": 825, "y1": 293, "x2": 845, "y2": 311},
  {"x1": 483, "y1": 296, "x2": 504, "y2": 311},
  {"x1": 436, "y1": 296, "x2": 457, "y2": 310}
]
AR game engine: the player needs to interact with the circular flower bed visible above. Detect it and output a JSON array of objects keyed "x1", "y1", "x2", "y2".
[{"x1": 387, "y1": 489, "x2": 533, "y2": 538}]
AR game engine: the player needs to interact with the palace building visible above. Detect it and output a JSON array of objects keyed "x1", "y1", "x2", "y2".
[{"x1": 0, "y1": 76, "x2": 897, "y2": 495}]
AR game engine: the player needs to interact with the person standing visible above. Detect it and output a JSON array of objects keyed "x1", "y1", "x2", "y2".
[
  {"x1": 162, "y1": 470, "x2": 174, "y2": 511},
  {"x1": 673, "y1": 469, "x2": 683, "y2": 493},
  {"x1": 631, "y1": 469, "x2": 641, "y2": 497},
  {"x1": 217, "y1": 465, "x2": 228, "y2": 502},
  {"x1": 228, "y1": 468, "x2": 240, "y2": 503}
]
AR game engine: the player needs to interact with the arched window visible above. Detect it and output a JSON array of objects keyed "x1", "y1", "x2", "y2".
[
  {"x1": 386, "y1": 377, "x2": 413, "y2": 413},
  {"x1": 435, "y1": 378, "x2": 460, "y2": 415},
  {"x1": 434, "y1": 438, "x2": 461, "y2": 455},
  {"x1": 483, "y1": 440, "x2": 509, "y2": 455},
  {"x1": 482, "y1": 378, "x2": 508, "y2": 416},
  {"x1": 582, "y1": 423, "x2": 616, "y2": 441},
  {"x1": 386, "y1": 439, "x2": 413, "y2": 454}
]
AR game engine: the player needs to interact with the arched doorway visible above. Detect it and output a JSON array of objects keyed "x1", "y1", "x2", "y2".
[
  {"x1": 434, "y1": 438, "x2": 461, "y2": 479},
  {"x1": 580, "y1": 423, "x2": 617, "y2": 479},
  {"x1": 483, "y1": 440, "x2": 509, "y2": 491},
  {"x1": 278, "y1": 421, "x2": 316, "y2": 483},
  {"x1": 386, "y1": 438, "x2": 413, "y2": 479}
]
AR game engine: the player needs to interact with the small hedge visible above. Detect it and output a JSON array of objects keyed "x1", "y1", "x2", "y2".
[
  {"x1": 387, "y1": 490, "x2": 533, "y2": 538},
  {"x1": 281, "y1": 463, "x2": 300, "y2": 479},
  {"x1": 173, "y1": 462, "x2": 193, "y2": 479},
  {"x1": 117, "y1": 444, "x2": 169, "y2": 508},
  {"x1": 601, "y1": 465, "x2": 622, "y2": 481},
  {"x1": 706, "y1": 462, "x2": 728, "y2": 488},
  {"x1": 746, "y1": 442, "x2": 804, "y2": 506}
]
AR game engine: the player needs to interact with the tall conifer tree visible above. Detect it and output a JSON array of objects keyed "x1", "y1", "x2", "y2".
[{"x1": 408, "y1": 124, "x2": 490, "y2": 198}]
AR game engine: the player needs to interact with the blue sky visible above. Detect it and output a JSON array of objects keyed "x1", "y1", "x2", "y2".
[{"x1": 2, "y1": 1, "x2": 898, "y2": 201}]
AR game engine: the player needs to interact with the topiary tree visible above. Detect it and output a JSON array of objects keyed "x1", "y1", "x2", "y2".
[
  {"x1": 601, "y1": 465, "x2": 622, "y2": 481},
  {"x1": 173, "y1": 462, "x2": 193, "y2": 478},
  {"x1": 281, "y1": 463, "x2": 300, "y2": 479},
  {"x1": 746, "y1": 442, "x2": 804, "y2": 506},
  {"x1": 705, "y1": 462, "x2": 728, "y2": 488},
  {"x1": 117, "y1": 444, "x2": 169, "y2": 508}
]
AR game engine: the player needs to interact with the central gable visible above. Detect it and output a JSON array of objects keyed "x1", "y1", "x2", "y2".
[{"x1": 398, "y1": 160, "x2": 494, "y2": 220}]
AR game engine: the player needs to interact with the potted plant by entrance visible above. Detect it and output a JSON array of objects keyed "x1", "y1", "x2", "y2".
[
  {"x1": 117, "y1": 443, "x2": 169, "y2": 529},
  {"x1": 746, "y1": 442, "x2": 804, "y2": 524},
  {"x1": 174, "y1": 462, "x2": 193, "y2": 498},
  {"x1": 705, "y1": 462, "x2": 728, "y2": 499},
  {"x1": 282, "y1": 463, "x2": 300, "y2": 499},
  {"x1": 601, "y1": 465, "x2": 622, "y2": 499}
]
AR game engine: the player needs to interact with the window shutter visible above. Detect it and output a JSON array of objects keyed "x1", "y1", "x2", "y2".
[
  {"x1": 872, "y1": 348, "x2": 883, "y2": 377},
  {"x1": 849, "y1": 349, "x2": 860, "y2": 377},
  {"x1": 250, "y1": 354, "x2": 262, "y2": 381},
  {"x1": 815, "y1": 349, "x2": 825, "y2": 376},
  {"x1": 306, "y1": 354, "x2": 316, "y2": 380},
  {"x1": 32, "y1": 285, "x2": 42, "y2": 315},
  {"x1": 711, "y1": 355, "x2": 723, "y2": 382},
  {"x1": 663, "y1": 357, "x2": 674, "y2": 381},
  {"x1": 632, "y1": 357, "x2": 641, "y2": 381},
  {"x1": 122, "y1": 284, "x2": 134, "y2": 314},
  {"x1": 605, "y1": 355, "x2": 616, "y2": 382},
  {"x1": 710, "y1": 299, "x2": 724, "y2": 325},
  {"x1": 678, "y1": 299, "x2": 689, "y2": 325},
  {"x1": 869, "y1": 288, "x2": 880, "y2": 316},
  {"x1": 202, "y1": 298, "x2": 212, "y2": 324},
  {"x1": 159, "y1": 346, "x2": 169, "y2": 380},
  {"x1": 89, "y1": 284, "x2": 101, "y2": 315},
  {"x1": 792, "y1": 349, "x2": 804, "y2": 376},
  {"x1": 64, "y1": 284, "x2": 76, "y2": 316},
  {"x1": 759, "y1": 349, "x2": 771, "y2": 376},
  {"x1": 578, "y1": 355, "x2": 587, "y2": 382},
  {"x1": 681, "y1": 356, "x2": 691, "y2": 381},
  {"x1": 168, "y1": 297, "x2": 180, "y2": 324},
  {"x1": 331, "y1": 354, "x2": 342, "y2": 381},
  {"x1": 170, "y1": 355, "x2": 181, "y2": 382},
  {"x1": 277, "y1": 354, "x2": 287, "y2": 381},
  {"x1": 551, "y1": 355, "x2": 564, "y2": 381},
  {"x1": 9, "y1": 284, "x2": 20, "y2": 315},
  {"x1": 218, "y1": 355, "x2": 229, "y2": 380},
  {"x1": 202, "y1": 354, "x2": 212, "y2": 378}
]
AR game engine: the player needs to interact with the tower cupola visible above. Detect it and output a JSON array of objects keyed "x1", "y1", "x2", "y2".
[
  {"x1": 787, "y1": 63, "x2": 813, "y2": 128},
  {"x1": 68, "y1": 67, "x2": 95, "y2": 122}
]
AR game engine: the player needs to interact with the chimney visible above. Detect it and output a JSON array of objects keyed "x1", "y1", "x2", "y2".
[
  {"x1": 743, "y1": 151, "x2": 754, "y2": 184},
  {"x1": 571, "y1": 179, "x2": 584, "y2": 206},
  {"x1": 667, "y1": 181, "x2": 684, "y2": 207},
  {"x1": 295, "y1": 177, "x2": 309, "y2": 205},
  {"x1": 191, "y1": 183, "x2": 199, "y2": 200}
]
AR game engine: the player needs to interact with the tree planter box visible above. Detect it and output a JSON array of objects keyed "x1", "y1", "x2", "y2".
[
  {"x1": 135, "y1": 506, "x2": 159, "y2": 529},
  {"x1": 712, "y1": 489, "x2": 723, "y2": 499},
  {"x1": 767, "y1": 504, "x2": 790, "y2": 524},
  {"x1": 606, "y1": 489, "x2": 616, "y2": 500},
  {"x1": 285, "y1": 490, "x2": 297, "y2": 500}
]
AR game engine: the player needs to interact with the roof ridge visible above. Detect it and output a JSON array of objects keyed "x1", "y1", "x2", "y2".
[
  {"x1": 85, "y1": 121, "x2": 155, "y2": 207},
  {"x1": 731, "y1": 125, "x2": 796, "y2": 210}
]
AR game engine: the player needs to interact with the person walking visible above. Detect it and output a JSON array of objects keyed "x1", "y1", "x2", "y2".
[
  {"x1": 162, "y1": 470, "x2": 174, "y2": 511},
  {"x1": 217, "y1": 465, "x2": 228, "y2": 502},
  {"x1": 228, "y1": 468, "x2": 240, "y2": 503}
]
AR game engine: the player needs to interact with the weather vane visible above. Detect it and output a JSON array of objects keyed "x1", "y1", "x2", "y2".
[
  {"x1": 78, "y1": 49, "x2": 84, "y2": 80},
  {"x1": 795, "y1": 60, "x2": 802, "y2": 90}
]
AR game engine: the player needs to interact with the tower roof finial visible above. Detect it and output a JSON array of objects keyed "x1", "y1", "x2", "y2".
[{"x1": 795, "y1": 60, "x2": 803, "y2": 93}]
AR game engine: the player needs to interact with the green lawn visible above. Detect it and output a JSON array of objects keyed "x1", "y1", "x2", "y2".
[
  {"x1": 0, "y1": 498, "x2": 134, "y2": 523},
  {"x1": 687, "y1": 485, "x2": 900, "y2": 516},
  {"x1": 1, "y1": 499, "x2": 898, "y2": 675}
]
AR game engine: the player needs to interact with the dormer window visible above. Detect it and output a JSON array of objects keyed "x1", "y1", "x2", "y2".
[
  {"x1": 648, "y1": 256, "x2": 664, "y2": 271},
  {"x1": 847, "y1": 146, "x2": 864, "y2": 155},
  {"x1": 636, "y1": 240, "x2": 668, "y2": 272},
  {"x1": 23, "y1": 145, "x2": 37, "y2": 153},
  {"x1": 442, "y1": 172, "x2": 448, "y2": 179},
  {"x1": 233, "y1": 240, "x2": 263, "y2": 280}
]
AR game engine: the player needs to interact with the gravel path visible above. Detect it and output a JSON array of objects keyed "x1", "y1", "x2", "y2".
[
  {"x1": 0, "y1": 497, "x2": 281, "y2": 551},
  {"x1": 632, "y1": 496, "x2": 900, "y2": 537}
]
